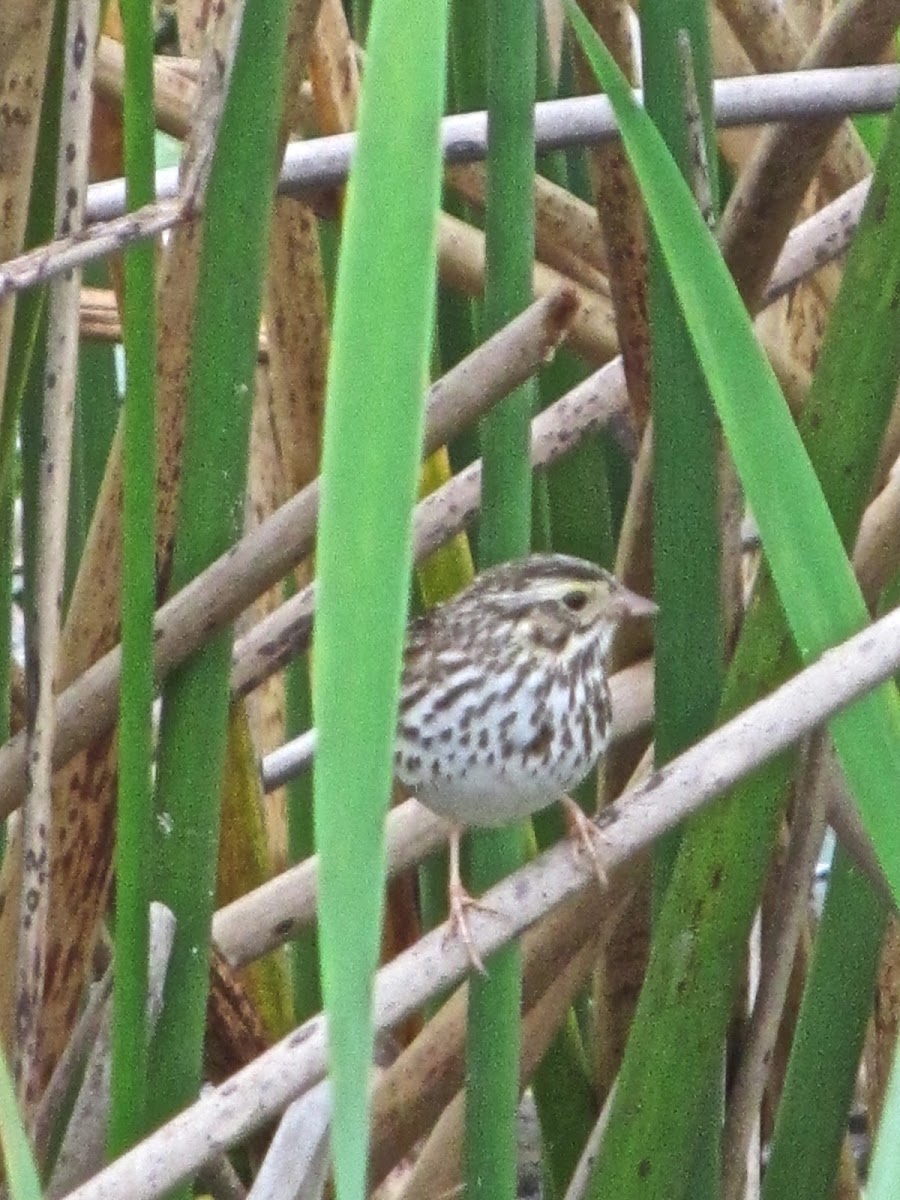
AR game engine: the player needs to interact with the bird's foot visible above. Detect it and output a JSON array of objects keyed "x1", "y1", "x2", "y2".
[
  {"x1": 561, "y1": 796, "x2": 609, "y2": 888},
  {"x1": 445, "y1": 877, "x2": 500, "y2": 976}
]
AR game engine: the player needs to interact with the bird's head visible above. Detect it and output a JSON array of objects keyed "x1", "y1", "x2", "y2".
[{"x1": 471, "y1": 553, "x2": 656, "y2": 659}]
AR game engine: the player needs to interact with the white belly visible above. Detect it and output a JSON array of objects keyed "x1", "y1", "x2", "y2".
[{"x1": 397, "y1": 667, "x2": 609, "y2": 828}]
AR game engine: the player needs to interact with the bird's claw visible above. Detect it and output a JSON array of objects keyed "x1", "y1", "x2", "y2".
[
  {"x1": 446, "y1": 880, "x2": 500, "y2": 976},
  {"x1": 562, "y1": 796, "x2": 610, "y2": 888}
]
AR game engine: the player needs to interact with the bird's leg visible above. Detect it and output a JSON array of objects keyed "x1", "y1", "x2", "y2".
[
  {"x1": 445, "y1": 827, "x2": 498, "y2": 976},
  {"x1": 560, "y1": 795, "x2": 609, "y2": 888}
]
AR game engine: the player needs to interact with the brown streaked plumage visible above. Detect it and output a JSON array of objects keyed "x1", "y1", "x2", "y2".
[{"x1": 394, "y1": 552, "x2": 656, "y2": 970}]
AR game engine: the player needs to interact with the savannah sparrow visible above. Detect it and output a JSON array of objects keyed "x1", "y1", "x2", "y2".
[{"x1": 394, "y1": 552, "x2": 656, "y2": 970}]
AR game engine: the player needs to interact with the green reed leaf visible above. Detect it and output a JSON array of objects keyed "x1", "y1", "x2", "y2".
[
  {"x1": 311, "y1": 3, "x2": 448, "y2": 1200},
  {"x1": 0, "y1": 1046, "x2": 41, "y2": 1200},
  {"x1": 149, "y1": 0, "x2": 292, "y2": 1139}
]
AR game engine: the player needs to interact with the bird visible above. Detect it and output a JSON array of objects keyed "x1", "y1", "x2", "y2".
[{"x1": 394, "y1": 552, "x2": 656, "y2": 970}]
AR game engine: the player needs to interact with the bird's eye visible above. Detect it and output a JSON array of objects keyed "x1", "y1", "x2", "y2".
[{"x1": 562, "y1": 590, "x2": 588, "y2": 612}]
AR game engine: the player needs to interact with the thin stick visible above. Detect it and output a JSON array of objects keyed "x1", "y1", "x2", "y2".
[
  {"x1": 563, "y1": 1082, "x2": 618, "y2": 1200},
  {"x1": 15, "y1": 0, "x2": 100, "y2": 1111},
  {"x1": 0, "y1": 70, "x2": 894, "y2": 302},
  {"x1": 762, "y1": 178, "x2": 869, "y2": 306},
  {"x1": 720, "y1": 733, "x2": 831, "y2": 1200},
  {"x1": 678, "y1": 30, "x2": 715, "y2": 230},
  {"x1": 85, "y1": 65, "x2": 900, "y2": 220},
  {"x1": 32, "y1": 976, "x2": 112, "y2": 1171},
  {"x1": 48, "y1": 905, "x2": 176, "y2": 1197},
  {"x1": 245, "y1": 1080, "x2": 331, "y2": 1200}
]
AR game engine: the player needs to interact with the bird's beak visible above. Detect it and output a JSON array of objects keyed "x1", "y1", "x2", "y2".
[{"x1": 610, "y1": 587, "x2": 657, "y2": 620}]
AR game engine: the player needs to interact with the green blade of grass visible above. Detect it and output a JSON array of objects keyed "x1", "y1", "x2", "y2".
[
  {"x1": 285, "y1": 647, "x2": 320, "y2": 1024},
  {"x1": 464, "y1": 0, "x2": 537, "y2": 1195},
  {"x1": 311, "y1": 3, "x2": 448, "y2": 1200},
  {"x1": 148, "y1": 0, "x2": 292, "y2": 1137},
  {"x1": 641, "y1": 5, "x2": 722, "y2": 1191},
  {"x1": 642, "y1": 0, "x2": 721, "y2": 889},
  {"x1": 528, "y1": 14, "x2": 613, "y2": 1196},
  {"x1": 535, "y1": 10, "x2": 614, "y2": 576},
  {"x1": 0, "y1": 1045, "x2": 40, "y2": 1200},
  {"x1": 109, "y1": 0, "x2": 157, "y2": 1156},
  {"x1": 762, "y1": 848, "x2": 886, "y2": 1200}
]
